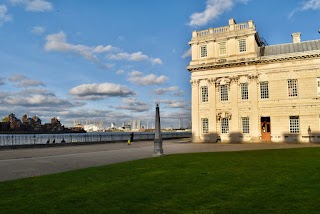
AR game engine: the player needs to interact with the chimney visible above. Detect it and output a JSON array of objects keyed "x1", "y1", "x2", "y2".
[{"x1": 292, "y1": 32, "x2": 301, "y2": 43}]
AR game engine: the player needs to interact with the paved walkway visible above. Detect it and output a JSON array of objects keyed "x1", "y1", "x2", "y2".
[{"x1": 1, "y1": 139, "x2": 320, "y2": 181}]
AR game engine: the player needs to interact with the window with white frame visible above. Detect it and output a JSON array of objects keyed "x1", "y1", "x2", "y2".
[
  {"x1": 288, "y1": 79, "x2": 298, "y2": 97},
  {"x1": 220, "y1": 85, "x2": 228, "y2": 101},
  {"x1": 289, "y1": 116, "x2": 299, "y2": 133},
  {"x1": 201, "y1": 86, "x2": 208, "y2": 102},
  {"x1": 260, "y1": 82, "x2": 269, "y2": 99},
  {"x1": 200, "y1": 45, "x2": 207, "y2": 57},
  {"x1": 239, "y1": 39, "x2": 247, "y2": 52},
  {"x1": 202, "y1": 118, "x2": 209, "y2": 134},
  {"x1": 317, "y1": 77, "x2": 320, "y2": 96},
  {"x1": 219, "y1": 42, "x2": 227, "y2": 55},
  {"x1": 221, "y1": 118, "x2": 229, "y2": 133},
  {"x1": 242, "y1": 117, "x2": 250, "y2": 134},
  {"x1": 240, "y1": 83, "x2": 248, "y2": 100}
]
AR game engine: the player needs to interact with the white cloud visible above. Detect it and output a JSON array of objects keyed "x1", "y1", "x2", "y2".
[
  {"x1": 10, "y1": 0, "x2": 53, "y2": 12},
  {"x1": 31, "y1": 26, "x2": 45, "y2": 35},
  {"x1": 9, "y1": 74, "x2": 45, "y2": 87},
  {"x1": 109, "y1": 51, "x2": 147, "y2": 61},
  {"x1": 45, "y1": 32, "x2": 162, "y2": 68},
  {"x1": 118, "y1": 98, "x2": 151, "y2": 112},
  {"x1": 5, "y1": 94, "x2": 66, "y2": 106},
  {"x1": 69, "y1": 82, "x2": 136, "y2": 100},
  {"x1": 151, "y1": 58, "x2": 163, "y2": 65},
  {"x1": 108, "y1": 51, "x2": 163, "y2": 64},
  {"x1": 174, "y1": 90, "x2": 184, "y2": 97},
  {"x1": 130, "y1": 52, "x2": 149, "y2": 61},
  {"x1": 1, "y1": 88, "x2": 74, "y2": 110},
  {"x1": 93, "y1": 45, "x2": 115, "y2": 53},
  {"x1": 99, "y1": 63, "x2": 114, "y2": 70},
  {"x1": 301, "y1": 0, "x2": 320, "y2": 10},
  {"x1": 154, "y1": 86, "x2": 178, "y2": 95},
  {"x1": 128, "y1": 71, "x2": 168, "y2": 86},
  {"x1": 26, "y1": 0, "x2": 52, "y2": 12},
  {"x1": 157, "y1": 99, "x2": 187, "y2": 109},
  {"x1": 0, "y1": 5, "x2": 12, "y2": 26},
  {"x1": 289, "y1": 0, "x2": 320, "y2": 18},
  {"x1": 189, "y1": 0, "x2": 249, "y2": 27},
  {"x1": 116, "y1": 69, "x2": 125, "y2": 75},
  {"x1": 45, "y1": 32, "x2": 118, "y2": 64},
  {"x1": 45, "y1": 32, "x2": 100, "y2": 62},
  {"x1": 0, "y1": 76, "x2": 6, "y2": 85},
  {"x1": 182, "y1": 48, "x2": 191, "y2": 58}
]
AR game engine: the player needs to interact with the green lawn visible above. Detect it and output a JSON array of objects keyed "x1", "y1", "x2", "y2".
[{"x1": 1, "y1": 148, "x2": 320, "y2": 213}]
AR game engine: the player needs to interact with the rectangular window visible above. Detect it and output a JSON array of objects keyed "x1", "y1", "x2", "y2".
[
  {"x1": 242, "y1": 117, "x2": 250, "y2": 134},
  {"x1": 260, "y1": 82, "x2": 269, "y2": 99},
  {"x1": 202, "y1": 118, "x2": 209, "y2": 134},
  {"x1": 289, "y1": 116, "x2": 299, "y2": 133},
  {"x1": 219, "y1": 42, "x2": 227, "y2": 55},
  {"x1": 220, "y1": 85, "x2": 228, "y2": 101},
  {"x1": 240, "y1": 83, "x2": 248, "y2": 100},
  {"x1": 221, "y1": 118, "x2": 229, "y2": 134},
  {"x1": 317, "y1": 77, "x2": 320, "y2": 96},
  {"x1": 201, "y1": 86, "x2": 208, "y2": 102},
  {"x1": 239, "y1": 39, "x2": 247, "y2": 52},
  {"x1": 288, "y1": 79, "x2": 298, "y2": 97},
  {"x1": 200, "y1": 45, "x2": 207, "y2": 57}
]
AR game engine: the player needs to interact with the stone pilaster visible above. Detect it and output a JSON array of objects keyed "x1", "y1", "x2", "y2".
[
  {"x1": 230, "y1": 76, "x2": 239, "y2": 136},
  {"x1": 208, "y1": 78, "x2": 217, "y2": 141},
  {"x1": 191, "y1": 79, "x2": 200, "y2": 142},
  {"x1": 249, "y1": 74, "x2": 260, "y2": 141}
]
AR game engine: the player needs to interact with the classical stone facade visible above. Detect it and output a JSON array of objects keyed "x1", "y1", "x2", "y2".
[{"x1": 187, "y1": 18, "x2": 320, "y2": 143}]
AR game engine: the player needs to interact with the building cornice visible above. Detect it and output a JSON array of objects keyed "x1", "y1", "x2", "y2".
[{"x1": 187, "y1": 53, "x2": 320, "y2": 72}]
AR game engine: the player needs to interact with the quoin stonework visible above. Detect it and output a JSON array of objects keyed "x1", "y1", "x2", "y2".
[{"x1": 187, "y1": 18, "x2": 320, "y2": 143}]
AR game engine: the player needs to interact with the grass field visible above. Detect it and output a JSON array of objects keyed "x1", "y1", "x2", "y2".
[{"x1": 1, "y1": 148, "x2": 320, "y2": 213}]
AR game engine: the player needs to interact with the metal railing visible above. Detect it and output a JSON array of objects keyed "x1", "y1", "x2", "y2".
[{"x1": 0, "y1": 132, "x2": 191, "y2": 147}]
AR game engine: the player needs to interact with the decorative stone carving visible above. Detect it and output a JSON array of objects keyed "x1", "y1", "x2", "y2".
[
  {"x1": 208, "y1": 78, "x2": 216, "y2": 85},
  {"x1": 215, "y1": 77, "x2": 231, "y2": 86},
  {"x1": 238, "y1": 74, "x2": 259, "y2": 84},
  {"x1": 248, "y1": 74, "x2": 259, "y2": 81},
  {"x1": 216, "y1": 111, "x2": 232, "y2": 120},
  {"x1": 190, "y1": 79, "x2": 200, "y2": 87},
  {"x1": 230, "y1": 76, "x2": 239, "y2": 83}
]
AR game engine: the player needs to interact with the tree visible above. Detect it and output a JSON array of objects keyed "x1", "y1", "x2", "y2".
[{"x1": 1, "y1": 116, "x2": 9, "y2": 122}]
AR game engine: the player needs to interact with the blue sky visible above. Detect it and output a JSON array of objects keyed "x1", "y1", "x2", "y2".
[{"x1": 0, "y1": 0, "x2": 319, "y2": 128}]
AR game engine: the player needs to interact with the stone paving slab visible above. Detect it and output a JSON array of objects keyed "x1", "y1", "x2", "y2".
[{"x1": 1, "y1": 139, "x2": 320, "y2": 182}]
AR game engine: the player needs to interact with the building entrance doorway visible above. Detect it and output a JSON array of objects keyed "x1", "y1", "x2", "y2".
[{"x1": 261, "y1": 117, "x2": 271, "y2": 141}]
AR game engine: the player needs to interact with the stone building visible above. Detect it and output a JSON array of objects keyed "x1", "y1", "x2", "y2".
[{"x1": 187, "y1": 18, "x2": 320, "y2": 143}]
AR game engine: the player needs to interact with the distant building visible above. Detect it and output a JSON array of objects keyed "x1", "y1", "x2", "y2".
[
  {"x1": 0, "y1": 114, "x2": 69, "y2": 133},
  {"x1": 111, "y1": 122, "x2": 116, "y2": 128},
  {"x1": 179, "y1": 118, "x2": 183, "y2": 129},
  {"x1": 132, "y1": 120, "x2": 137, "y2": 130},
  {"x1": 137, "y1": 119, "x2": 141, "y2": 130},
  {"x1": 43, "y1": 117, "x2": 64, "y2": 132},
  {"x1": 187, "y1": 18, "x2": 320, "y2": 143}
]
